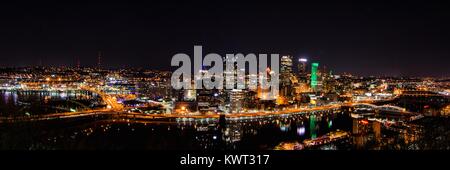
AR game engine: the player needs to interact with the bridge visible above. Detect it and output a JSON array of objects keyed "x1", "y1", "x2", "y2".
[
  {"x1": 352, "y1": 103, "x2": 407, "y2": 112},
  {"x1": 0, "y1": 109, "x2": 116, "y2": 123},
  {"x1": 400, "y1": 90, "x2": 448, "y2": 97},
  {"x1": 0, "y1": 101, "x2": 342, "y2": 123},
  {"x1": 79, "y1": 85, "x2": 124, "y2": 111}
]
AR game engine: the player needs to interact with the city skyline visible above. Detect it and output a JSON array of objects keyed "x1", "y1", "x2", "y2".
[
  {"x1": 0, "y1": 6, "x2": 450, "y2": 170},
  {"x1": 1, "y1": 1, "x2": 449, "y2": 169}
]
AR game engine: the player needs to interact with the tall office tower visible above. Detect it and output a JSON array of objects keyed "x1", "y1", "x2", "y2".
[
  {"x1": 298, "y1": 58, "x2": 308, "y2": 82},
  {"x1": 223, "y1": 55, "x2": 237, "y2": 89},
  {"x1": 229, "y1": 89, "x2": 245, "y2": 113},
  {"x1": 280, "y1": 55, "x2": 293, "y2": 76},
  {"x1": 280, "y1": 55, "x2": 293, "y2": 98},
  {"x1": 323, "y1": 70, "x2": 336, "y2": 93},
  {"x1": 258, "y1": 67, "x2": 277, "y2": 101},
  {"x1": 311, "y1": 62, "x2": 319, "y2": 91},
  {"x1": 280, "y1": 55, "x2": 293, "y2": 84},
  {"x1": 298, "y1": 58, "x2": 307, "y2": 74}
]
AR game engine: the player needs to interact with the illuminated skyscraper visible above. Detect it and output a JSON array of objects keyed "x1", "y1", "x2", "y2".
[
  {"x1": 280, "y1": 55, "x2": 293, "y2": 98},
  {"x1": 297, "y1": 58, "x2": 308, "y2": 83},
  {"x1": 311, "y1": 62, "x2": 319, "y2": 90},
  {"x1": 298, "y1": 58, "x2": 307, "y2": 74},
  {"x1": 280, "y1": 55, "x2": 293, "y2": 77},
  {"x1": 197, "y1": 89, "x2": 221, "y2": 114},
  {"x1": 229, "y1": 89, "x2": 245, "y2": 113},
  {"x1": 223, "y1": 56, "x2": 237, "y2": 89}
]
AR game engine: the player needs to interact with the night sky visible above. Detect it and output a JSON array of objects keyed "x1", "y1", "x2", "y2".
[{"x1": 0, "y1": 1, "x2": 449, "y2": 77}]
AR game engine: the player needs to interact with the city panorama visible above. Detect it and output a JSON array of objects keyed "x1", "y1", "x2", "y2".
[{"x1": 0, "y1": 2, "x2": 449, "y2": 153}]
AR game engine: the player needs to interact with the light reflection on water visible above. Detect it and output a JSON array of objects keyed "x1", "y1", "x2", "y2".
[
  {"x1": 0, "y1": 110, "x2": 365, "y2": 150},
  {"x1": 0, "y1": 99, "x2": 448, "y2": 150}
]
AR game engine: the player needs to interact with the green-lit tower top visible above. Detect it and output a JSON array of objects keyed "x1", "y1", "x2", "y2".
[{"x1": 311, "y1": 62, "x2": 319, "y2": 90}]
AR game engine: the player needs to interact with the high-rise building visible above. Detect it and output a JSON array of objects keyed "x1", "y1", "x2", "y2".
[
  {"x1": 297, "y1": 58, "x2": 308, "y2": 83},
  {"x1": 311, "y1": 62, "x2": 319, "y2": 90},
  {"x1": 223, "y1": 56, "x2": 237, "y2": 89},
  {"x1": 197, "y1": 89, "x2": 221, "y2": 114},
  {"x1": 280, "y1": 55, "x2": 293, "y2": 77},
  {"x1": 229, "y1": 89, "x2": 245, "y2": 113},
  {"x1": 257, "y1": 67, "x2": 277, "y2": 101},
  {"x1": 280, "y1": 55, "x2": 293, "y2": 98},
  {"x1": 323, "y1": 70, "x2": 337, "y2": 93},
  {"x1": 298, "y1": 58, "x2": 307, "y2": 74}
]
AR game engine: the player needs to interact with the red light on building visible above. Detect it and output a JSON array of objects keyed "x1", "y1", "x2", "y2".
[{"x1": 359, "y1": 120, "x2": 369, "y2": 125}]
